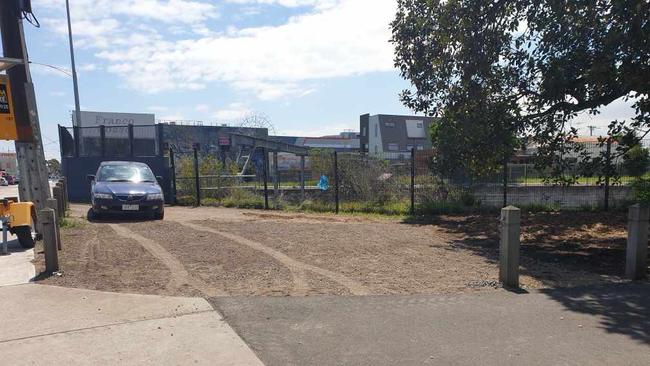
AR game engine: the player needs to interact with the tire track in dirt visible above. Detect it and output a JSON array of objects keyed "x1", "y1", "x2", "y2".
[
  {"x1": 108, "y1": 224, "x2": 228, "y2": 297},
  {"x1": 176, "y1": 221, "x2": 371, "y2": 296}
]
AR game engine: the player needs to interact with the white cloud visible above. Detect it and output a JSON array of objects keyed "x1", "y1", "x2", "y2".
[
  {"x1": 195, "y1": 104, "x2": 211, "y2": 113},
  {"x1": 79, "y1": 63, "x2": 98, "y2": 72},
  {"x1": 147, "y1": 105, "x2": 169, "y2": 112},
  {"x1": 227, "y1": 0, "x2": 339, "y2": 9},
  {"x1": 213, "y1": 103, "x2": 252, "y2": 120},
  {"x1": 277, "y1": 122, "x2": 357, "y2": 137},
  {"x1": 38, "y1": 0, "x2": 396, "y2": 100},
  {"x1": 35, "y1": 0, "x2": 218, "y2": 24}
]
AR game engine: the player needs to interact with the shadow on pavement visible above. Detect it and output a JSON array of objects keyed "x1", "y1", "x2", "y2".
[
  {"x1": 85, "y1": 208, "x2": 158, "y2": 223},
  {"x1": 540, "y1": 283, "x2": 650, "y2": 345}
]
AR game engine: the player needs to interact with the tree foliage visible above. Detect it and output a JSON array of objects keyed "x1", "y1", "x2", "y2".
[
  {"x1": 391, "y1": 0, "x2": 650, "y2": 176},
  {"x1": 46, "y1": 159, "x2": 60, "y2": 176}
]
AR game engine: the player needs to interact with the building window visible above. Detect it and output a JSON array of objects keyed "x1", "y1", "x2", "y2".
[
  {"x1": 385, "y1": 122, "x2": 395, "y2": 127},
  {"x1": 362, "y1": 127, "x2": 366, "y2": 136},
  {"x1": 374, "y1": 145, "x2": 378, "y2": 154},
  {"x1": 406, "y1": 144, "x2": 414, "y2": 151},
  {"x1": 417, "y1": 145, "x2": 424, "y2": 150},
  {"x1": 388, "y1": 143, "x2": 399, "y2": 151},
  {"x1": 374, "y1": 123, "x2": 378, "y2": 137},
  {"x1": 416, "y1": 122, "x2": 423, "y2": 128}
]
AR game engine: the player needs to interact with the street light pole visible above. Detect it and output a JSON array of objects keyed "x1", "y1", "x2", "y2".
[{"x1": 65, "y1": 0, "x2": 82, "y2": 126}]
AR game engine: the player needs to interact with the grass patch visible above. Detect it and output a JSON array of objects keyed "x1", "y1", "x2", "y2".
[{"x1": 59, "y1": 217, "x2": 86, "y2": 229}]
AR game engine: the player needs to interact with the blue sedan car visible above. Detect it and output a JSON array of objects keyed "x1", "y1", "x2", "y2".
[{"x1": 88, "y1": 161, "x2": 164, "y2": 220}]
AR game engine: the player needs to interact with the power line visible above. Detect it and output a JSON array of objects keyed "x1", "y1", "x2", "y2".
[{"x1": 28, "y1": 61, "x2": 72, "y2": 77}]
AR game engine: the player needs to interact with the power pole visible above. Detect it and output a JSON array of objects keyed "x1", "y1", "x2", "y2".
[
  {"x1": 65, "y1": 0, "x2": 82, "y2": 127},
  {"x1": 0, "y1": 0, "x2": 51, "y2": 210}
]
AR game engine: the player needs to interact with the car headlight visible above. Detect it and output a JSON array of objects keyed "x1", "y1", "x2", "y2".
[
  {"x1": 147, "y1": 193, "x2": 164, "y2": 201},
  {"x1": 94, "y1": 193, "x2": 112, "y2": 200}
]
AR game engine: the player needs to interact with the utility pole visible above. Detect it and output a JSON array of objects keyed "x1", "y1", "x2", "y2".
[
  {"x1": 587, "y1": 125, "x2": 597, "y2": 136},
  {"x1": 0, "y1": 0, "x2": 51, "y2": 209},
  {"x1": 65, "y1": 0, "x2": 82, "y2": 127}
]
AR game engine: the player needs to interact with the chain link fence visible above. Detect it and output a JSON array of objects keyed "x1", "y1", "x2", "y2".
[{"x1": 168, "y1": 139, "x2": 648, "y2": 214}]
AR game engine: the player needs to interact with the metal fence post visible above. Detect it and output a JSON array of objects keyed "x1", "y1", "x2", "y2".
[
  {"x1": 73, "y1": 126, "x2": 80, "y2": 157},
  {"x1": 273, "y1": 151, "x2": 279, "y2": 206},
  {"x1": 410, "y1": 147, "x2": 415, "y2": 215},
  {"x1": 38, "y1": 208, "x2": 59, "y2": 273},
  {"x1": 99, "y1": 125, "x2": 105, "y2": 157},
  {"x1": 193, "y1": 146, "x2": 200, "y2": 206},
  {"x1": 128, "y1": 124, "x2": 135, "y2": 157},
  {"x1": 334, "y1": 151, "x2": 339, "y2": 214},
  {"x1": 169, "y1": 148, "x2": 177, "y2": 205},
  {"x1": 502, "y1": 159, "x2": 508, "y2": 207},
  {"x1": 604, "y1": 137, "x2": 612, "y2": 211},
  {"x1": 263, "y1": 148, "x2": 269, "y2": 210},
  {"x1": 57, "y1": 124, "x2": 64, "y2": 157},
  {"x1": 300, "y1": 155, "x2": 306, "y2": 203}
]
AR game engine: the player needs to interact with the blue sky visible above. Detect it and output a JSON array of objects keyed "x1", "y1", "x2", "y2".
[
  {"x1": 1, "y1": 0, "x2": 638, "y2": 159},
  {"x1": 9, "y1": 0, "x2": 415, "y2": 159}
]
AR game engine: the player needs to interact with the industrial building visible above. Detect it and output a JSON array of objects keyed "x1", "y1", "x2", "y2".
[{"x1": 359, "y1": 114, "x2": 435, "y2": 157}]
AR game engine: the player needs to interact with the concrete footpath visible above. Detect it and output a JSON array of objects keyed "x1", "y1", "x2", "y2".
[
  {"x1": 0, "y1": 284, "x2": 263, "y2": 365},
  {"x1": 212, "y1": 283, "x2": 650, "y2": 366},
  {"x1": 0, "y1": 238, "x2": 35, "y2": 287}
]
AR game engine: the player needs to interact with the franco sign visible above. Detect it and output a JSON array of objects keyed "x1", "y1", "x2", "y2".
[{"x1": 0, "y1": 75, "x2": 18, "y2": 140}]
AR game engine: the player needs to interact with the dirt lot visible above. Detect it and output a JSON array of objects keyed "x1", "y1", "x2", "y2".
[{"x1": 34, "y1": 205, "x2": 636, "y2": 297}]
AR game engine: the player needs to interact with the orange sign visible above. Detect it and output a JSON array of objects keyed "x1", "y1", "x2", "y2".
[{"x1": 0, "y1": 75, "x2": 17, "y2": 140}]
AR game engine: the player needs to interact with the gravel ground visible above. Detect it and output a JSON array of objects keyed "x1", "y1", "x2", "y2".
[
  {"x1": 34, "y1": 222, "x2": 174, "y2": 295},
  {"x1": 34, "y1": 205, "x2": 634, "y2": 296}
]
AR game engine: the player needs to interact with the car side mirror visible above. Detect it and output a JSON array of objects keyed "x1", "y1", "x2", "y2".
[
  {"x1": 156, "y1": 176, "x2": 163, "y2": 182},
  {"x1": 87, "y1": 174, "x2": 95, "y2": 181}
]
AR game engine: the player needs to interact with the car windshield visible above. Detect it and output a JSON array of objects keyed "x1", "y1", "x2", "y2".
[{"x1": 97, "y1": 164, "x2": 156, "y2": 183}]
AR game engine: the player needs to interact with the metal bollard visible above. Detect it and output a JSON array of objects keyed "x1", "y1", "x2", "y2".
[
  {"x1": 499, "y1": 206, "x2": 521, "y2": 288},
  {"x1": 38, "y1": 208, "x2": 59, "y2": 272},
  {"x1": 626, "y1": 204, "x2": 648, "y2": 280},
  {"x1": 45, "y1": 198, "x2": 62, "y2": 251}
]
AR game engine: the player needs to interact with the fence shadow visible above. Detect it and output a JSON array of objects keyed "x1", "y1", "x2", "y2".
[
  {"x1": 401, "y1": 211, "x2": 630, "y2": 287},
  {"x1": 540, "y1": 283, "x2": 650, "y2": 344}
]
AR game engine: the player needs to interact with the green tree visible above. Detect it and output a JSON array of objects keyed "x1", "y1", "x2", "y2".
[
  {"x1": 391, "y1": 0, "x2": 650, "y2": 176},
  {"x1": 46, "y1": 159, "x2": 60, "y2": 176},
  {"x1": 623, "y1": 144, "x2": 650, "y2": 178}
]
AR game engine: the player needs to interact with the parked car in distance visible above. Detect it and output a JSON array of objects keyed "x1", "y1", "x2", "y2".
[{"x1": 88, "y1": 161, "x2": 164, "y2": 220}]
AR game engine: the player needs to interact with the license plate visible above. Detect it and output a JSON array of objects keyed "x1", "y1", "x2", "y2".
[{"x1": 122, "y1": 204, "x2": 139, "y2": 211}]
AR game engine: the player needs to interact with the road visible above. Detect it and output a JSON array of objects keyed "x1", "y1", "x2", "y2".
[
  {"x1": 0, "y1": 181, "x2": 57, "y2": 200},
  {"x1": 0, "y1": 183, "x2": 20, "y2": 199}
]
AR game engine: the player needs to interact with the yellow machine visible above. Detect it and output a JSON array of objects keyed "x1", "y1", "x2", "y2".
[
  {"x1": 0, "y1": 197, "x2": 36, "y2": 254},
  {"x1": 0, "y1": 66, "x2": 39, "y2": 255}
]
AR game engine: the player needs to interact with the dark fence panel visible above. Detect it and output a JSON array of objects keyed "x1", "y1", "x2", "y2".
[
  {"x1": 62, "y1": 156, "x2": 172, "y2": 203},
  {"x1": 59, "y1": 124, "x2": 170, "y2": 203}
]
